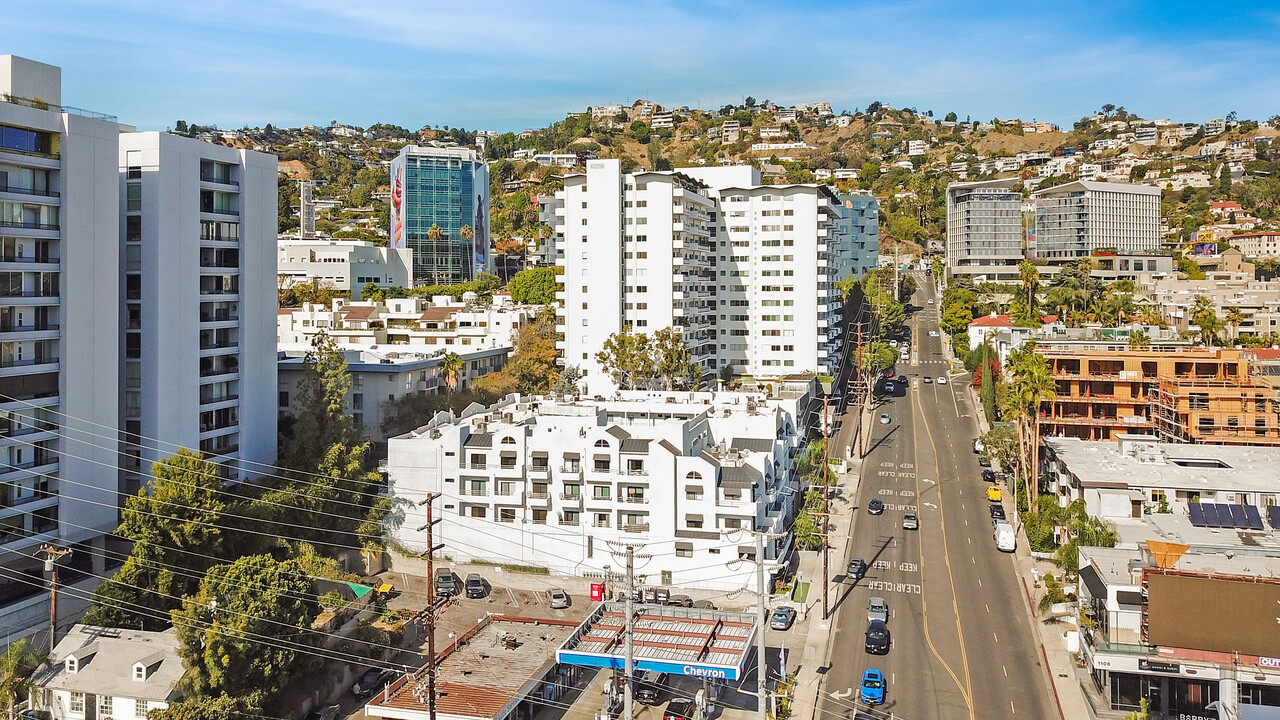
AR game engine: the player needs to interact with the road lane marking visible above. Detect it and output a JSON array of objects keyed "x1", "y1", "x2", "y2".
[
  {"x1": 1011, "y1": 700, "x2": 1016, "y2": 714},
  {"x1": 1003, "y1": 665, "x2": 1007, "y2": 677},
  {"x1": 994, "y1": 632, "x2": 999, "y2": 643},
  {"x1": 977, "y1": 578, "x2": 982, "y2": 587},
  {"x1": 986, "y1": 604, "x2": 990, "y2": 614}
]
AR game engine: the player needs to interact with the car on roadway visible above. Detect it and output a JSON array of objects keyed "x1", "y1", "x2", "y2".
[
  {"x1": 663, "y1": 699, "x2": 697, "y2": 720},
  {"x1": 884, "y1": 381, "x2": 895, "y2": 394},
  {"x1": 937, "y1": 376, "x2": 948, "y2": 385},
  {"x1": 981, "y1": 469, "x2": 996, "y2": 482},
  {"x1": 867, "y1": 596, "x2": 889, "y2": 623},
  {"x1": 978, "y1": 455, "x2": 992, "y2": 467},
  {"x1": 929, "y1": 330, "x2": 939, "y2": 337},
  {"x1": 879, "y1": 413, "x2": 890, "y2": 424},
  {"x1": 927, "y1": 298, "x2": 935, "y2": 304},
  {"x1": 465, "y1": 573, "x2": 488, "y2": 599},
  {"x1": 548, "y1": 587, "x2": 571, "y2": 609},
  {"x1": 304, "y1": 706, "x2": 341, "y2": 720},
  {"x1": 860, "y1": 669, "x2": 886, "y2": 705},
  {"x1": 770, "y1": 606, "x2": 797, "y2": 630},
  {"x1": 352, "y1": 668, "x2": 394, "y2": 697},
  {"x1": 867, "y1": 499, "x2": 884, "y2": 515},
  {"x1": 990, "y1": 504, "x2": 1007, "y2": 521},
  {"x1": 902, "y1": 513, "x2": 918, "y2": 530},
  {"x1": 897, "y1": 374, "x2": 907, "y2": 384},
  {"x1": 987, "y1": 486, "x2": 1003, "y2": 502},
  {"x1": 847, "y1": 557, "x2": 867, "y2": 581},
  {"x1": 865, "y1": 619, "x2": 891, "y2": 654}
]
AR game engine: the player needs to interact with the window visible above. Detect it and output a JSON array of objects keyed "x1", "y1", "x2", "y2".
[
  {"x1": 594, "y1": 439, "x2": 609, "y2": 448},
  {"x1": 676, "y1": 546, "x2": 693, "y2": 558},
  {"x1": 499, "y1": 508, "x2": 516, "y2": 523},
  {"x1": 469, "y1": 506, "x2": 487, "y2": 518},
  {"x1": 99, "y1": 696, "x2": 113, "y2": 716},
  {"x1": 136, "y1": 700, "x2": 148, "y2": 717},
  {"x1": 70, "y1": 693, "x2": 84, "y2": 713},
  {"x1": 532, "y1": 508, "x2": 548, "y2": 524},
  {"x1": 134, "y1": 664, "x2": 145, "y2": 680}
]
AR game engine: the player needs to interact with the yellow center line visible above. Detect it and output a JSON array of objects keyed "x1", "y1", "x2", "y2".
[
  {"x1": 914, "y1": 323, "x2": 977, "y2": 720},
  {"x1": 907, "y1": 315, "x2": 975, "y2": 717}
]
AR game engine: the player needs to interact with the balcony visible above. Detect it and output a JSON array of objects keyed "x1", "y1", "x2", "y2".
[
  {"x1": 0, "y1": 220, "x2": 58, "y2": 232},
  {"x1": 529, "y1": 491, "x2": 551, "y2": 501},
  {"x1": 200, "y1": 311, "x2": 239, "y2": 323},
  {"x1": 0, "y1": 183, "x2": 58, "y2": 200},
  {"x1": 0, "y1": 356, "x2": 57, "y2": 369},
  {"x1": 621, "y1": 523, "x2": 650, "y2": 534},
  {"x1": 621, "y1": 496, "x2": 648, "y2": 504},
  {"x1": 200, "y1": 207, "x2": 239, "y2": 217},
  {"x1": 199, "y1": 393, "x2": 239, "y2": 406},
  {"x1": 559, "y1": 518, "x2": 580, "y2": 527},
  {"x1": 559, "y1": 492, "x2": 582, "y2": 501},
  {"x1": 467, "y1": 462, "x2": 488, "y2": 470},
  {"x1": 200, "y1": 173, "x2": 239, "y2": 187},
  {"x1": 0, "y1": 289, "x2": 59, "y2": 300},
  {"x1": 0, "y1": 456, "x2": 57, "y2": 475}
]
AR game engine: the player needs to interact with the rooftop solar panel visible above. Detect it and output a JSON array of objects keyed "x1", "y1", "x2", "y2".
[
  {"x1": 1269, "y1": 505, "x2": 1280, "y2": 529},
  {"x1": 1188, "y1": 503, "x2": 1206, "y2": 527},
  {"x1": 1202, "y1": 503, "x2": 1221, "y2": 527},
  {"x1": 1245, "y1": 505, "x2": 1264, "y2": 531},
  {"x1": 1230, "y1": 504, "x2": 1248, "y2": 528}
]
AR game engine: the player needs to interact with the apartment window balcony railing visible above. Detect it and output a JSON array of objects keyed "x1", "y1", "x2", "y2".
[
  {"x1": 560, "y1": 492, "x2": 582, "y2": 501},
  {"x1": 199, "y1": 260, "x2": 240, "y2": 269},
  {"x1": 0, "y1": 184, "x2": 59, "y2": 199},
  {"x1": 200, "y1": 173, "x2": 239, "y2": 186},
  {"x1": 199, "y1": 366, "x2": 238, "y2": 378},
  {"x1": 201, "y1": 208, "x2": 239, "y2": 217},
  {"x1": 0, "y1": 323, "x2": 58, "y2": 333},
  {"x1": 621, "y1": 523, "x2": 650, "y2": 533},
  {"x1": 0, "y1": 356, "x2": 57, "y2": 368},
  {"x1": 621, "y1": 496, "x2": 648, "y2": 504},
  {"x1": 199, "y1": 285, "x2": 239, "y2": 296},
  {"x1": 1, "y1": 421, "x2": 57, "y2": 438},
  {"x1": 199, "y1": 341, "x2": 237, "y2": 351},
  {"x1": 623, "y1": 469, "x2": 649, "y2": 476},
  {"x1": 199, "y1": 394, "x2": 239, "y2": 405},
  {"x1": 529, "y1": 491, "x2": 550, "y2": 500},
  {"x1": 529, "y1": 464, "x2": 550, "y2": 473},
  {"x1": 498, "y1": 463, "x2": 518, "y2": 471},
  {"x1": 592, "y1": 520, "x2": 610, "y2": 528},
  {"x1": 199, "y1": 442, "x2": 239, "y2": 455},
  {"x1": 200, "y1": 234, "x2": 238, "y2": 243},
  {"x1": 0, "y1": 255, "x2": 59, "y2": 264},
  {"x1": 469, "y1": 462, "x2": 488, "y2": 470},
  {"x1": 0, "y1": 456, "x2": 55, "y2": 474},
  {"x1": 559, "y1": 519, "x2": 580, "y2": 527},
  {"x1": 200, "y1": 312, "x2": 239, "y2": 322},
  {"x1": 0, "y1": 220, "x2": 58, "y2": 231}
]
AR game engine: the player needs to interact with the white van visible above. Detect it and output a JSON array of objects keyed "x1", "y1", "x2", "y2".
[{"x1": 994, "y1": 521, "x2": 1016, "y2": 553}]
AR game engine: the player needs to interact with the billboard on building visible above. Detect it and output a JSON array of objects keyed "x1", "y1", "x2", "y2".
[
  {"x1": 472, "y1": 162, "x2": 490, "y2": 278},
  {"x1": 1193, "y1": 243, "x2": 1217, "y2": 256},
  {"x1": 389, "y1": 155, "x2": 406, "y2": 250},
  {"x1": 1146, "y1": 571, "x2": 1280, "y2": 658}
]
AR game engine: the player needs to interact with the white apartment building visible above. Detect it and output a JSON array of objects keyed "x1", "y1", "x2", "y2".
[
  {"x1": 118, "y1": 132, "x2": 277, "y2": 485},
  {"x1": 1031, "y1": 181, "x2": 1161, "y2": 261},
  {"x1": 0, "y1": 57, "x2": 123, "y2": 641},
  {"x1": 945, "y1": 179, "x2": 1024, "y2": 282},
  {"x1": 1205, "y1": 118, "x2": 1226, "y2": 136},
  {"x1": 278, "y1": 295, "x2": 536, "y2": 350},
  {"x1": 279, "y1": 346, "x2": 509, "y2": 442},
  {"x1": 277, "y1": 238, "x2": 411, "y2": 298},
  {"x1": 386, "y1": 391, "x2": 806, "y2": 593},
  {"x1": 555, "y1": 160, "x2": 718, "y2": 396},
  {"x1": 591, "y1": 105, "x2": 625, "y2": 118}
]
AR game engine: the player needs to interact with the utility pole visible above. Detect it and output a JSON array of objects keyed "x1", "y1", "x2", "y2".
[
  {"x1": 418, "y1": 494, "x2": 443, "y2": 720},
  {"x1": 41, "y1": 546, "x2": 71, "y2": 654},
  {"x1": 755, "y1": 530, "x2": 767, "y2": 720},
  {"x1": 822, "y1": 395, "x2": 835, "y2": 620},
  {"x1": 855, "y1": 320, "x2": 866, "y2": 458},
  {"x1": 893, "y1": 245, "x2": 900, "y2": 301},
  {"x1": 624, "y1": 544, "x2": 635, "y2": 720}
]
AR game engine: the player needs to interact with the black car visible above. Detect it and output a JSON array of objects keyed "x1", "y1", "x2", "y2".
[
  {"x1": 978, "y1": 456, "x2": 992, "y2": 467},
  {"x1": 635, "y1": 671, "x2": 663, "y2": 705},
  {"x1": 865, "y1": 619, "x2": 891, "y2": 655},
  {"x1": 465, "y1": 573, "x2": 487, "y2": 599},
  {"x1": 664, "y1": 699, "x2": 697, "y2": 720},
  {"x1": 352, "y1": 668, "x2": 394, "y2": 697},
  {"x1": 897, "y1": 374, "x2": 907, "y2": 384},
  {"x1": 847, "y1": 557, "x2": 867, "y2": 581},
  {"x1": 990, "y1": 505, "x2": 1006, "y2": 521},
  {"x1": 981, "y1": 469, "x2": 996, "y2": 482},
  {"x1": 867, "y1": 499, "x2": 884, "y2": 515}
]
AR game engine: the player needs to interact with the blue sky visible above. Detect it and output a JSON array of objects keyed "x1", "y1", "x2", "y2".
[{"x1": 5, "y1": 1, "x2": 1280, "y2": 133}]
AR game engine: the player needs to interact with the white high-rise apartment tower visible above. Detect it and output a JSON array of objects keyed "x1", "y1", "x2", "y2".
[{"x1": 118, "y1": 132, "x2": 278, "y2": 487}]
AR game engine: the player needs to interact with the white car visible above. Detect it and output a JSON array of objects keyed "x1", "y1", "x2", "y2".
[
  {"x1": 929, "y1": 331, "x2": 939, "y2": 337},
  {"x1": 927, "y1": 299, "x2": 935, "y2": 305},
  {"x1": 879, "y1": 413, "x2": 891, "y2": 424},
  {"x1": 888, "y1": 340, "x2": 898, "y2": 348},
  {"x1": 937, "y1": 377, "x2": 948, "y2": 385}
]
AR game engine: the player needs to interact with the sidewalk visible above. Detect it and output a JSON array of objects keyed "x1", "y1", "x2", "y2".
[
  {"x1": 788, "y1": 403, "x2": 868, "y2": 720},
  {"x1": 1012, "y1": 547, "x2": 1095, "y2": 720}
]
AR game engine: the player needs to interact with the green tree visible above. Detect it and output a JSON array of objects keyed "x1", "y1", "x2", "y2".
[
  {"x1": 1191, "y1": 296, "x2": 1222, "y2": 346},
  {"x1": 148, "y1": 694, "x2": 264, "y2": 720},
  {"x1": 507, "y1": 267, "x2": 558, "y2": 305},
  {"x1": 1225, "y1": 306, "x2": 1245, "y2": 343},
  {"x1": 980, "y1": 358, "x2": 997, "y2": 422},
  {"x1": 84, "y1": 449, "x2": 228, "y2": 630},
  {"x1": 940, "y1": 302, "x2": 975, "y2": 335},
  {"x1": 1008, "y1": 343, "x2": 1057, "y2": 510},
  {"x1": 944, "y1": 112, "x2": 958, "y2": 123},
  {"x1": 551, "y1": 365, "x2": 582, "y2": 396},
  {"x1": 979, "y1": 425, "x2": 1018, "y2": 471},
  {"x1": 1127, "y1": 329, "x2": 1151, "y2": 349},
  {"x1": 859, "y1": 342, "x2": 897, "y2": 374},
  {"x1": 440, "y1": 352, "x2": 465, "y2": 393},
  {"x1": 472, "y1": 371, "x2": 518, "y2": 400},
  {"x1": 653, "y1": 327, "x2": 701, "y2": 390},
  {"x1": 596, "y1": 327, "x2": 657, "y2": 390},
  {"x1": 280, "y1": 331, "x2": 357, "y2": 470},
  {"x1": 427, "y1": 223, "x2": 445, "y2": 243},
  {"x1": 172, "y1": 555, "x2": 320, "y2": 700},
  {"x1": 1, "y1": 638, "x2": 48, "y2": 720},
  {"x1": 503, "y1": 308, "x2": 560, "y2": 394},
  {"x1": 1017, "y1": 260, "x2": 1040, "y2": 323},
  {"x1": 349, "y1": 185, "x2": 371, "y2": 206}
]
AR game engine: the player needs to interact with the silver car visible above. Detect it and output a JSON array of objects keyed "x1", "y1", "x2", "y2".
[
  {"x1": 548, "y1": 587, "x2": 570, "y2": 609},
  {"x1": 867, "y1": 596, "x2": 888, "y2": 623},
  {"x1": 902, "y1": 513, "x2": 919, "y2": 530}
]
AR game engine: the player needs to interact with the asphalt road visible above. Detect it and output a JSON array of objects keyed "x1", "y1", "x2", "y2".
[{"x1": 815, "y1": 273, "x2": 1055, "y2": 720}]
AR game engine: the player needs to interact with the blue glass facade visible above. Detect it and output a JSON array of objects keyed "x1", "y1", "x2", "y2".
[{"x1": 398, "y1": 147, "x2": 489, "y2": 285}]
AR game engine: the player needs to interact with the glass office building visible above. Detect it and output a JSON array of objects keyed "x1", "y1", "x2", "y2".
[{"x1": 390, "y1": 145, "x2": 489, "y2": 286}]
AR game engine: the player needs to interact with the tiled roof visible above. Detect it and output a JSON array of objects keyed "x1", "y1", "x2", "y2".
[
  {"x1": 341, "y1": 305, "x2": 376, "y2": 320},
  {"x1": 969, "y1": 314, "x2": 1013, "y2": 328},
  {"x1": 419, "y1": 307, "x2": 458, "y2": 323}
]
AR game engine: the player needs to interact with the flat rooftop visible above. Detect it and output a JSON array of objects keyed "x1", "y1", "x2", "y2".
[
  {"x1": 1044, "y1": 436, "x2": 1280, "y2": 495},
  {"x1": 557, "y1": 603, "x2": 756, "y2": 680},
  {"x1": 367, "y1": 615, "x2": 579, "y2": 720}
]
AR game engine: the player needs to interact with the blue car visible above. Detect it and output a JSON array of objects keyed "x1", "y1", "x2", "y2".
[{"x1": 860, "y1": 669, "x2": 886, "y2": 705}]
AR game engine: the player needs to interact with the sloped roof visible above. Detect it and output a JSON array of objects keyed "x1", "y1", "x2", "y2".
[
  {"x1": 620, "y1": 438, "x2": 651, "y2": 453},
  {"x1": 720, "y1": 465, "x2": 759, "y2": 489},
  {"x1": 605, "y1": 426, "x2": 631, "y2": 440},
  {"x1": 464, "y1": 433, "x2": 493, "y2": 448},
  {"x1": 419, "y1": 307, "x2": 458, "y2": 323},
  {"x1": 969, "y1": 314, "x2": 1013, "y2": 328},
  {"x1": 341, "y1": 305, "x2": 376, "y2": 320},
  {"x1": 730, "y1": 438, "x2": 773, "y2": 453},
  {"x1": 32, "y1": 625, "x2": 185, "y2": 703}
]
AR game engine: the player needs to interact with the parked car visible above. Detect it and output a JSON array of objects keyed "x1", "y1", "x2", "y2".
[
  {"x1": 635, "y1": 670, "x2": 663, "y2": 705},
  {"x1": 667, "y1": 594, "x2": 693, "y2": 607},
  {"x1": 548, "y1": 588, "x2": 571, "y2": 609},
  {"x1": 664, "y1": 699, "x2": 697, "y2": 720},
  {"x1": 692, "y1": 599, "x2": 718, "y2": 609},
  {"x1": 434, "y1": 568, "x2": 459, "y2": 597},
  {"x1": 978, "y1": 455, "x2": 992, "y2": 467},
  {"x1": 770, "y1": 606, "x2": 797, "y2": 631},
  {"x1": 352, "y1": 668, "x2": 394, "y2": 697},
  {"x1": 865, "y1": 619, "x2": 891, "y2": 654},
  {"x1": 990, "y1": 505, "x2": 1007, "y2": 522},
  {"x1": 868, "y1": 499, "x2": 884, "y2": 515},
  {"x1": 465, "y1": 573, "x2": 487, "y2": 599},
  {"x1": 884, "y1": 381, "x2": 895, "y2": 394},
  {"x1": 981, "y1": 469, "x2": 996, "y2": 482},
  {"x1": 847, "y1": 557, "x2": 867, "y2": 581},
  {"x1": 867, "y1": 596, "x2": 888, "y2": 623},
  {"x1": 304, "y1": 705, "x2": 341, "y2": 720},
  {"x1": 902, "y1": 513, "x2": 918, "y2": 530},
  {"x1": 860, "y1": 669, "x2": 886, "y2": 705},
  {"x1": 987, "y1": 486, "x2": 1003, "y2": 502}
]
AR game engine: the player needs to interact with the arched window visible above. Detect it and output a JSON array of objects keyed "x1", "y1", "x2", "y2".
[
  {"x1": 501, "y1": 436, "x2": 516, "y2": 445},
  {"x1": 686, "y1": 471, "x2": 702, "y2": 481},
  {"x1": 594, "y1": 439, "x2": 610, "y2": 448}
]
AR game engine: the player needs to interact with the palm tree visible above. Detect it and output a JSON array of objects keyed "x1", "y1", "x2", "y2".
[
  {"x1": 1008, "y1": 344, "x2": 1057, "y2": 512},
  {"x1": 1, "y1": 638, "x2": 48, "y2": 720},
  {"x1": 441, "y1": 352, "x2": 464, "y2": 393},
  {"x1": 460, "y1": 224, "x2": 474, "y2": 245},
  {"x1": 1225, "y1": 306, "x2": 1245, "y2": 344},
  {"x1": 427, "y1": 224, "x2": 445, "y2": 243},
  {"x1": 1019, "y1": 260, "x2": 1040, "y2": 320},
  {"x1": 1128, "y1": 329, "x2": 1151, "y2": 349},
  {"x1": 1191, "y1": 296, "x2": 1221, "y2": 346}
]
